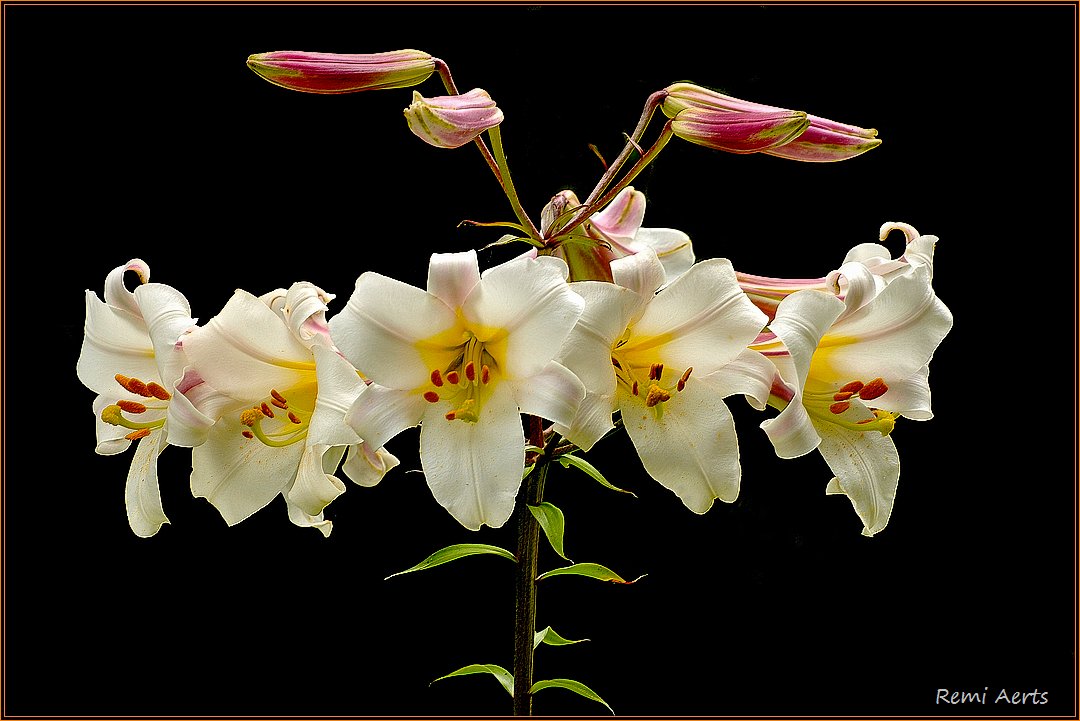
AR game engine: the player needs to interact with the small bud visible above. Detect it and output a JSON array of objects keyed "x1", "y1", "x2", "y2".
[
  {"x1": 670, "y1": 107, "x2": 810, "y2": 154},
  {"x1": 246, "y1": 49, "x2": 436, "y2": 94},
  {"x1": 662, "y1": 82, "x2": 880, "y2": 162},
  {"x1": 404, "y1": 88, "x2": 504, "y2": 149}
]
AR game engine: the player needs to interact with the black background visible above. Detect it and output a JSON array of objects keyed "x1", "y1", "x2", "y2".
[{"x1": 3, "y1": 2, "x2": 1077, "y2": 717}]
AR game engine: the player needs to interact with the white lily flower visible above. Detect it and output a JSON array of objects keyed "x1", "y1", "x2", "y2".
[
  {"x1": 330, "y1": 250, "x2": 585, "y2": 531},
  {"x1": 539, "y1": 186, "x2": 695, "y2": 284},
  {"x1": 179, "y1": 281, "x2": 398, "y2": 536},
  {"x1": 76, "y1": 259, "x2": 216, "y2": 537},
  {"x1": 556, "y1": 248, "x2": 772, "y2": 513},
  {"x1": 752, "y1": 228, "x2": 953, "y2": 535}
]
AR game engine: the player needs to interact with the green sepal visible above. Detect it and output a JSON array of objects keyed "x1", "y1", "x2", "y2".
[
  {"x1": 534, "y1": 625, "x2": 590, "y2": 649},
  {"x1": 528, "y1": 502, "x2": 570, "y2": 561},
  {"x1": 385, "y1": 543, "x2": 516, "y2": 580},
  {"x1": 531, "y1": 678, "x2": 613, "y2": 714},
  {"x1": 536, "y1": 562, "x2": 646, "y2": 584},
  {"x1": 481, "y1": 233, "x2": 546, "y2": 251},
  {"x1": 432, "y1": 663, "x2": 514, "y2": 697},
  {"x1": 556, "y1": 453, "x2": 637, "y2": 497}
]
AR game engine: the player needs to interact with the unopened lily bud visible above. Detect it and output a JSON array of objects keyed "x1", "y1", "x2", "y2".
[
  {"x1": 404, "y1": 88, "x2": 504, "y2": 149},
  {"x1": 662, "y1": 82, "x2": 880, "y2": 162},
  {"x1": 246, "y1": 49, "x2": 436, "y2": 94},
  {"x1": 670, "y1": 107, "x2": 810, "y2": 154}
]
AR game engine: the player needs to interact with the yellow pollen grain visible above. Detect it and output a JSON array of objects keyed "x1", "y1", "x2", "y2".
[
  {"x1": 146, "y1": 382, "x2": 172, "y2": 400},
  {"x1": 645, "y1": 383, "x2": 671, "y2": 408}
]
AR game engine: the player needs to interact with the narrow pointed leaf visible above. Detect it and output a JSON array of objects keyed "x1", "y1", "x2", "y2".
[
  {"x1": 536, "y1": 562, "x2": 646, "y2": 584},
  {"x1": 481, "y1": 234, "x2": 545, "y2": 251},
  {"x1": 432, "y1": 663, "x2": 515, "y2": 697},
  {"x1": 528, "y1": 502, "x2": 571, "y2": 561},
  {"x1": 556, "y1": 453, "x2": 637, "y2": 497},
  {"x1": 534, "y1": 625, "x2": 590, "y2": 649},
  {"x1": 531, "y1": 678, "x2": 613, "y2": 713},
  {"x1": 386, "y1": 543, "x2": 516, "y2": 579}
]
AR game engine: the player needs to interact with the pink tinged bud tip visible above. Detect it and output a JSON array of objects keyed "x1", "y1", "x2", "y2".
[
  {"x1": 662, "y1": 82, "x2": 880, "y2": 162},
  {"x1": 404, "y1": 88, "x2": 504, "y2": 149},
  {"x1": 246, "y1": 49, "x2": 436, "y2": 94}
]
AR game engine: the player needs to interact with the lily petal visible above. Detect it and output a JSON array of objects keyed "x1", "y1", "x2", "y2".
[
  {"x1": 191, "y1": 417, "x2": 303, "y2": 525},
  {"x1": 463, "y1": 256, "x2": 583, "y2": 380},
  {"x1": 427, "y1": 250, "x2": 483, "y2": 309},
  {"x1": 620, "y1": 376, "x2": 741, "y2": 512},
  {"x1": 286, "y1": 443, "x2": 346, "y2": 518},
  {"x1": 611, "y1": 245, "x2": 667, "y2": 302},
  {"x1": 627, "y1": 258, "x2": 767, "y2": 375},
  {"x1": 344, "y1": 383, "x2": 426, "y2": 452},
  {"x1": 697, "y1": 348, "x2": 779, "y2": 411},
  {"x1": 511, "y1": 360, "x2": 583, "y2": 430},
  {"x1": 330, "y1": 272, "x2": 459, "y2": 388},
  {"x1": 419, "y1": 382, "x2": 524, "y2": 530},
  {"x1": 125, "y1": 428, "x2": 169, "y2": 538},
  {"x1": 77, "y1": 290, "x2": 159, "y2": 395},
  {"x1": 308, "y1": 344, "x2": 366, "y2": 448},
  {"x1": 342, "y1": 442, "x2": 401, "y2": 488},
  {"x1": 590, "y1": 187, "x2": 646, "y2": 247},
  {"x1": 633, "y1": 227, "x2": 695, "y2": 287},
  {"x1": 817, "y1": 421, "x2": 900, "y2": 537},
  {"x1": 285, "y1": 494, "x2": 333, "y2": 538}
]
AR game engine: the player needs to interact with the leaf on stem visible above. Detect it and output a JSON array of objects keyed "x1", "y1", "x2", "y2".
[
  {"x1": 481, "y1": 234, "x2": 545, "y2": 251},
  {"x1": 432, "y1": 664, "x2": 515, "y2": 697},
  {"x1": 556, "y1": 453, "x2": 637, "y2": 497},
  {"x1": 385, "y1": 543, "x2": 516, "y2": 579},
  {"x1": 533, "y1": 625, "x2": 590, "y2": 649},
  {"x1": 536, "y1": 562, "x2": 646, "y2": 584},
  {"x1": 531, "y1": 678, "x2": 613, "y2": 714},
  {"x1": 528, "y1": 502, "x2": 571, "y2": 561}
]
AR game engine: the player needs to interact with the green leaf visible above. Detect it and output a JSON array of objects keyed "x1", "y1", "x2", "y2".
[
  {"x1": 432, "y1": 664, "x2": 514, "y2": 697},
  {"x1": 556, "y1": 453, "x2": 637, "y2": 497},
  {"x1": 536, "y1": 562, "x2": 646, "y2": 584},
  {"x1": 528, "y1": 502, "x2": 570, "y2": 561},
  {"x1": 385, "y1": 543, "x2": 516, "y2": 580},
  {"x1": 531, "y1": 678, "x2": 613, "y2": 714},
  {"x1": 481, "y1": 234, "x2": 545, "y2": 251},
  {"x1": 533, "y1": 625, "x2": 590, "y2": 649}
]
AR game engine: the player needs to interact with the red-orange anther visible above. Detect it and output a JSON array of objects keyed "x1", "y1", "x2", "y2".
[
  {"x1": 124, "y1": 429, "x2": 151, "y2": 441},
  {"x1": 423, "y1": 391, "x2": 440, "y2": 403},
  {"x1": 677, "y1": 367, "x2": 693, "y2": 392},
  {"x1": 288, "y1": 411, "x2": 302, "y2": 424},
  {"x1": 270, "y1": 388, "x2": 288, "y2": 403},
  {"x1": 838, "y1": 380, "x2": 865, "y2": 394},
  {"x1": 829, "y1": 401, "x2": 851, "y2": 414},
  {"x1": 481, "y1": 365, "x2": 490, "y2": 385},
  {"x1": 242, "y1": 430, "x2": 255, "y2": 439},
  {"x1": 270, "y1": 397, "x2": 288, "y2": 409},
  {"x1": 446, "y1": 371, "x2": 460, "y2": 385},
  {"x1": 464, "y1": 361, "x2": 476, "y2": 382},
  {"x1": 859, "y1": 377, "x2": 888, "y2": 401},
  {"x1": 632, "y1": 380, "x2": 639, "y2": 396},
  {"x1": 145, "y1": 382, "x2": 172, "y2": 400},
  {"x1": 431, "y1": 369, "x2": 444, "y2": 387},
  {"x1": 445, "y1": 411, "x2": 457, "y2": 421},
  {"x1": 117, "y1": 400, "x2": 147, "y2": 414},
  {"x1": 833, "y1": 390, "x2": 854, "y2": 402},
  {"x1": 261, "y1": 402, "x2": 275, "y2": 418}
]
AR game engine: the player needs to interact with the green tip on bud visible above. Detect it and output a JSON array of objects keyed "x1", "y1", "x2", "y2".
[
  {"x1": 246, "y1": 49, "x2": 436, "y2": 94},
  {"x1": 662, "y1": 82, "x2": 881, "y2": 162},
  {"x1": 404, "y1": 88, "x2": 504, "y2": 149}
]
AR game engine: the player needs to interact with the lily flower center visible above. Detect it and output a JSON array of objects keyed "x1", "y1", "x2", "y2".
[
  {"x1": 612, "y1": 344, "x2": 693, "y2": 420},
  {"x1": 803, "y1": 377, "x2": 898, "y2": 435},
  {"x1": 422, "y1": 335, "x2": 497, "y2": 424},
  {"x1": 99, "y1": 373, "x2": 170, "y2": 440},
  {"x1": 239, "y1": 385, "x2": 313, "y2": 447}
]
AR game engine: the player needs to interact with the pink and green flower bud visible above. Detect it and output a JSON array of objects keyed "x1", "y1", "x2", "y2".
[
  {"x1": 670, "y1": 107, "x2": 810, "y2": 154},
  {"x1": 246, "y1": 49, "x2": 436, "y2": 94},
  {"x1": 404, "y1": 88, "x2": 504, "y2": 149},
  {"x1": 662, "y1": 82, "x2": 880, "y2": 162}
]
